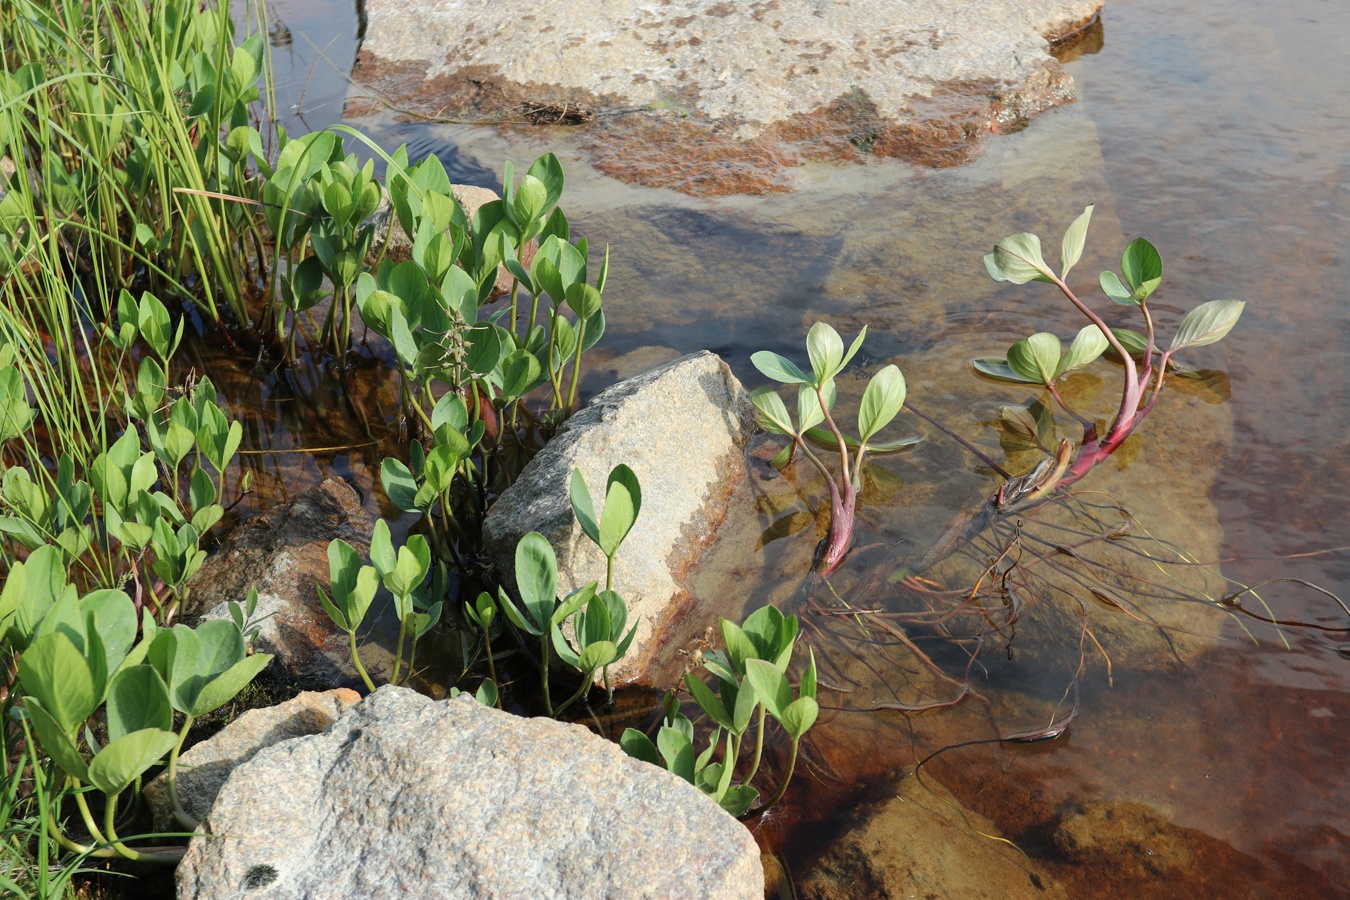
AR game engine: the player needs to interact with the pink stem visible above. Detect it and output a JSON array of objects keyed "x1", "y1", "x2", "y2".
[{"x1": 818, "y1": 476, "x2": 856, "y2": 575}]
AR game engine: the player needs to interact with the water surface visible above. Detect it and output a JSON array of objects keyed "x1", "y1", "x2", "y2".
[{"x1": 228, "y1": 0, "x2": 1350, "y2": 893}]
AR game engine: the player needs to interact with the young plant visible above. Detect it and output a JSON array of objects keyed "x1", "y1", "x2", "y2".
[
  {"x1": 494, "y1": 532, "x2": 597, "y2": 716},
  {"x1": 621, "y1": 605, "x2": 818, "y2": 816},
  {"x1": 569, "y1": 464, "x2": 641, "y2": 591},
  {"x1": 751, "y1": 324, "x2": 922, "y2": 574},
  {"x1": 465, "y1": 591, "x2": 501, "y2": 707},
  {"x1": 368, "y1": 520, "x2": 441, "y2": 685},
  {"x1": 975, "y1": 205, "x2": 1245, "y2": 506},
  {"x1": 316, "y1": 538, "x2": 380, "y2": 693}
]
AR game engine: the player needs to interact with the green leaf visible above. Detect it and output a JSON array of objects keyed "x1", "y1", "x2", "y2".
[
  {"x1": 983, "y1": 253, "x2": 1008, "y2": 283},
  {"x1": 744, "y1": 658, "x2": 793, "y2": 720},
  {"x1": 972, "y1": 358, "x2": 1041, "y2": 383},
  {"x1": 806, "y1": 322, "x2": 844, "y2": 385},
  {"x1": 685, "y1": 674, "x2": 732, "y2": 730},
  {"x1": 1170, "y1": 299, "x2": 1245, "y2": 352},
  {"x1": 381, "y1": 457, "x2": 427, "y2": 513},
  {"x1": 23, "y1": 698, "x2": 88, "y2": 781},
  {"x1": 598, "y1": 464, "x2": 641, "y2": 558},
  {"x1": 1120, "y1": 238, "x2": 1163, "y2": 293},
  {"x1": 656, "y1": 724, "x2": 695, "y2": 783},
  {"x1": 569, "y1": 469, "x2": 600, "y2": 546},
  {"x1": 189, "y1": 653, "x2": 271, "y2": 717},
  {"x1": 500, "y1": 348, "x2": 543, "y2": 399},
  {"x1": 750, "y1": 387, "x2": 795, "y2": 435},
  {"x1": 992, "y1": 232, "x2": 1054, "y2": 284},
  {"x1": 87, "y1": 728, "x2": 178, "y2": 796},
  {"x1": 857, "y1": 365, "x2": 906, "y2": 443},
  {"x1": 750, "y1": 351, "x2": 812, "y2": 385},
  {"x1": 720, "y1": 621, "x2": 756, "y2": 674},
  {"x1": 18, "y1": 633, "x2": 96, "y2": 733},
  {"x1": 1057, "y1": 324, "x2": 1110, "y2": 377},
  {"x1": 719, "y1": 785, "x2": 759, "y2": 817},
  {"x1": 731, "y1": 675, "x2": 758, "y2": 735},
  {"x1": 801, "y1": 648, "x2": 818, "y2": 700},
  {"x1": 797, "y1": 380, "x2": 835, "y2": 432},
  {"x1": 526, "y1": 153, "x2": 565, "y2": 212},
  {"x1": 474, "y1": 679, "x2": 498, "y2": 708},
  {"x1": 1099, "y1": 270, "x2": 1134, "y2": 304},
  {"x1": 1006, "y1": 333, "x2": 1063, "y2": 385},
  {"x1": 105, "y1": 665, "x2": 173, "y2": 741},
  {"x1": 620, "y1": 728, "x2": 659, "y2": 765},
  {"x1": 1111, "y1": 328, "x2": 1150, "y2": 357},
  {"x1": 1060, "y1": 204, "x2": 1094, "y2": 278},
  {"x1": 578, "y1": 640, "x2": 618, "y2": 672},
  {"x1": 515, "y1": 533, "x2": 558, "y2": 632},
  {"x1": 778, "y1": 696, "x2": 819, "y2": 740},
  {"x1": 369, "y1": 518, "x2": 396, "y2": 578},
  {"x1": 564, "y1": 282, "x2": 603, "y2": 320}
]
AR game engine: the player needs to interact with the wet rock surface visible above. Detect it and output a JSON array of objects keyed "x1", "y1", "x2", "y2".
[
  {"x1": 351, "y1": 0, "x2": 1103, "y2": 194},
  {"x1": 797, "y1": 768, "x2": 1066, "y2": 900},
  {"x1": 176, "y1": 686, "x2": 763, "y2": 899},
  {"x1": 483, "y1": 351, "x2": 756, "y2": 690},
  {"x1": 144, "y1": 689, "x2": 360, "y2": 833},
  {"x1": 185, "y1": 478, "x2": 379, "y2": 689}
]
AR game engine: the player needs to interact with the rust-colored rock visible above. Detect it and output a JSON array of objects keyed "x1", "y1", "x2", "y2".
[{"x1": 185, "y1": 478, "x2": 376, "y2": 689}]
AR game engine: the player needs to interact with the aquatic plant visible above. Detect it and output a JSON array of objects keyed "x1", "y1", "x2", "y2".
[
  {"x1": 969, "y1": 205, "x2": 1244, "y2": 507},
  {"x1": 750, "y1": 323, "x2": 922, "y2": 574},
  {"x1": 0, "y1": 547, "x2": 270, "y2": 861},
  {"x1": 621, "y1": 605, "x2": 818, "y2": 817}
]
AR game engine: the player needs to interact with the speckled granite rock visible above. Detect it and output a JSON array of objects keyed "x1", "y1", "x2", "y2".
[
  {"x1": 176, "y1": 686, "x2": 763, "y2": 899},
  {"x1": 482, "y1": 351, "x2": 756, "y2": 689},
  {"x1": 144, "y1": 689, "x2": 361, "y2": 833}
]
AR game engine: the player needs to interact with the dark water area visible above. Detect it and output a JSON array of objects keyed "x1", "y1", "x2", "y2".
[{"x1": 222, "y1": 0, "x2": 1349, "y2": 894}]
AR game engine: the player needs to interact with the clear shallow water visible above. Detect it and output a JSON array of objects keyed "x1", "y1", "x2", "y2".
[{"x1": 230, "y1": 0, "x2": 1349, "y2": 893}]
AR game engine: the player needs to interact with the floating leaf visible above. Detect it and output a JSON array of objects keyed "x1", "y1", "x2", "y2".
[
  {"x1": 971, "y1": 358, "x2": 1041, "y2": 384},
  {"x1": 1006, "y1": 333, "x2": 1062, "y2": 384}
]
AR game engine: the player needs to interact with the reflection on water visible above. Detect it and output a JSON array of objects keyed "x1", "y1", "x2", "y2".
[{"x1": 233, "y1": 0, "x2": 1348, "y2": 893}]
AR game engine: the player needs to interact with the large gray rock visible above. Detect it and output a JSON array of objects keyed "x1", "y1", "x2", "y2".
[
  {"x1": 482, "y1": 351, "x2": 756, "y2": 689},
  {"x1": 352, "y1": 0, "x2": 1102, "y2": 192},
  {"x1": 798, "y1": 768, "x2": 1065, "y2": 900},
  {"x1": 185, "y1": 479, "x2": 379, "y2": 689},
  {"x1": 144, "y1": 689, "x2": 360, "y2": 833},
  {"x1": 176, "y1": 686, "x2": 763, "y2": 899}
]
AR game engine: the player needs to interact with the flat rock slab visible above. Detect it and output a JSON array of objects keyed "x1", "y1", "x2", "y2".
[
  {"x1": 483, "y1": 351, "x2": 755, "y2": 689},
  {"x1": 176, "y1": 686, "x2": 763, "y2": 899},
  {"x1": 352, "y1": 0, "x2": 1102, "y2": 193}
]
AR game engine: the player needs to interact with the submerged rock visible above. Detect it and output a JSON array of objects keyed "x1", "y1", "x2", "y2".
[
  {"x1": 352, "y1": 0, "x2": 1103, "y2": 194},
  {"x1": 798, "y1": 768, "x2": 1066, "y2": 900},
  {"x1": 144, "y1": 689, "x2": 360, "y2": 833},
  {"x1": 176, "y1": 686, "x2": 763, "y2": 899},
  {"x1": 185, "y1": 478, "x2": 378, "y2": 689},
  {"x1": 483, "y1": 351, "x2": 756, "y2": 690}
]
